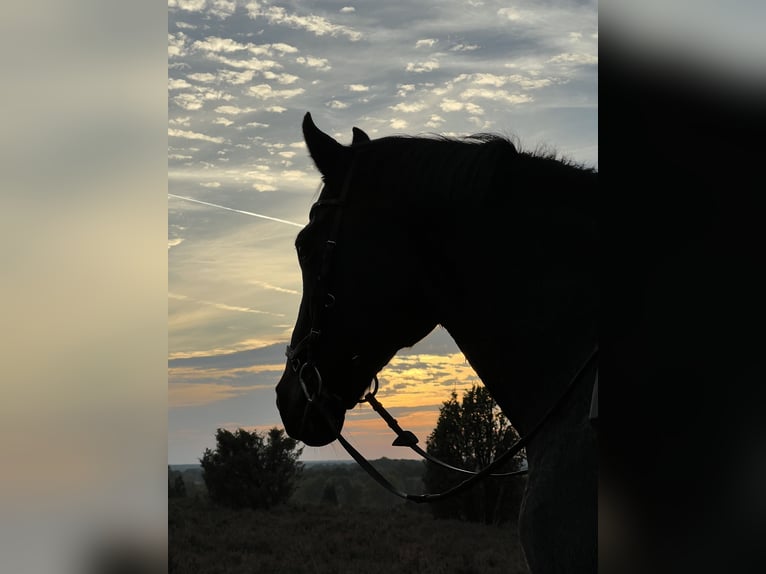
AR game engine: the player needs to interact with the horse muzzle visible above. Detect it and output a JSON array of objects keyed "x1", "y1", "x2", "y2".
[{"x1": 276, "y1": 367, "x2": 346, "y2": 447}]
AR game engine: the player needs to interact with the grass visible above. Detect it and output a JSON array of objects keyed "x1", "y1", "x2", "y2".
[{"x1": 169, "y1": 497, "x2": 529, "y2": 573}]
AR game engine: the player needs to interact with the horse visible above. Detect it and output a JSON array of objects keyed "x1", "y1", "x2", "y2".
[{"x1": 276, "y1": 112, "x2": 598, "y2": 573}]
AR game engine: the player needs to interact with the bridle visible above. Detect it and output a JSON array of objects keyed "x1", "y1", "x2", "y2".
[
  {"x1": 284, "y1": 162, "x2": 599, "y2": 502},
  {"x1": 284, "y1": 166, "x2": 356, "y2": 411}
]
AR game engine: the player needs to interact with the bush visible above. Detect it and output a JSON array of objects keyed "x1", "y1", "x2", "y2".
[{"x1": 200, "y1": 427, "x2": 303, "y2": 509}]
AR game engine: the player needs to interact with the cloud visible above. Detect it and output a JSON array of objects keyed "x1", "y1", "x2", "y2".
[
  {"x1": 296, "y1": 55, "x2": 331, "y2": 70},
  {"x1": 450, "y1": 43, "x2": 480, "y2": 52},
  {"x1": 169, "y1": 0, "x2": 207, "y2": 12},
  {"x1": 262, "y1": 71, "x2": 300, "y2": 84},
  {"x1": 169, "y1": 78, "x2": 192, "y2": 90},
  {"x1": 214, "y1": 105, "x2": 256, "y2": 115},
  {"x1": 547, "y1": 53, "x2": 598, "y2": 65},
  {"x1": 168, "y1": 128, "x2": 225, "y2": 144},
  {"x1": 187, "y1": 72, "x2": 216, "y2": 83},
  {"x1": 406, "y1": 60, "x2": 440, "y2": 73},
  {"x1": 200, "y1": 182, "x2": 221, "y2": 188},
  {"x1": 340, "y1": 6, "x2": 355, "y2": 13},
  {"x1": 168, "y1": 32, "x2": 188, "y2": 58},
  {"x1": 247, "y1": 84, "x2": 305, "y2": 99},
  {"x1": 209, "y1": 54, "x2": 282, "y2": 71},
  {"x1": 497, "y1": 7, "x2": 524, "y2": 21},
  {"x1": 390, "y1": 119, "x2": 408, "y2": 129},
  {"x1": 327, "y1": 100, "x2": 349, "y2": 109},
  {"x1": 209, "y1": 0, "x2": 237, "y2": 19},
  {"x1": 415, "y1": 39, "x2": 438, "y2": 48},
  {"x1": 347, "y1": 84, "x2": 370, "y2": 92},
  {"x1": 389, "y1": 101, "x2": 427, "y2": 113},
  {"x1": 193, "y1": 36, "x2": 251, "y2": 53},
  {"x1": 425, "y1": 114, "x2": 445, "y2": 128},
  {"x1": 249, "y1": 4, "x2": 363, "y2": 41},
  {"x1": 459, "y1": 88, "x2": 534, "y2": 105},
  {"x1": 439, "y1": 99, "x2": 484, "y2": 115}
]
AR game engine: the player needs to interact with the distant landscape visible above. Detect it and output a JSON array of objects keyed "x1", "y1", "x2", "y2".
[{"x1": 169, "y1": 458, "x2": 530, "y2": 573}]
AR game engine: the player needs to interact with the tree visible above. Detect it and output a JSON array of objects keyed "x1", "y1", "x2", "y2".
[
  {"x1": 423, "y1": 385, "x2": 526, "y2": 524},
  {"x1": 168, "y1": 466, "x2": 186, "y2": 498},
  {"x1": 200, "y1": 427, "x2": 303, "y2": 509}
]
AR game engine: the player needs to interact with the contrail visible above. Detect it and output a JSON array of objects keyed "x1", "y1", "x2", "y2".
[{"x1": 168, "y1": 193, "x2": 304, "y2": 227}]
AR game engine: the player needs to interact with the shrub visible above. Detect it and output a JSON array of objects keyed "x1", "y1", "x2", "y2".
[{"x1": 200, "y1": 427, "x2": 303, "y2": 509}]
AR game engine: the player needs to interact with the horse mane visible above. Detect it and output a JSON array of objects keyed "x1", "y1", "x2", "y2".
[{"x1": 352, "y1": 132, "x2": 596, "y2": 205}]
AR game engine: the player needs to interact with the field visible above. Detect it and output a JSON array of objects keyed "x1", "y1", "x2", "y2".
[{"x1": 169, "y1": 498, "x2": 529, "y2": 574}]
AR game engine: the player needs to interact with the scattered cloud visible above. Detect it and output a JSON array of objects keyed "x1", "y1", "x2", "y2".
[
  {"x1": 459, "y1": 88, "x2": 533, "y2": 105},
  {"x1": 450, "y1": 43, "x2": 479, "y2": 52},
  {"x1": 439, "y1": 99, "x2": 484, "y2": 115},
  {"x1": 415, "y1": 39, "x2": 438, "y2": 49},
  {"x1": 215, "y1": 105, "x2": 257, "y2": 115},
  {"x1": 390, "y1": 101, "x2": 427, "y2": 113},
  {"x1": 547, "y1": 53, "x2": 598, "y2": 65},
  {"x1": 187, "y1": 72, "x2": 216, "y2": 83},
  {"x1": 249, "y1": 4, "x2": 363, "y2": 41},
  {"x1": 215, "y1": 69, "x2": 254, "y2": 85},
  {"x1": 168, "y1": 128, "x2": 225, "y2": 144},
  {"x1": 169, "y1": 0, "x2": 207, "y2": 12},
  {"x1": 247, "y1": 84, "x2": 305, "y2": 100},
  {"x1": 192, "y1": 36, "x2": 251, "y2": 54},
  {"x1": 262, "y1": 71, "x2": 300, "y2": 84},
  {"x1": 497, "y1": 7, "x2": 524, "y2": 21},
  {"x1": 347, "y1": 84, "x2": 370, "y2": 92},
  {"x1": 406, "y1": 60, "x2": 440, "y2": 73},
  {"x1": 296, "y1": 55, "x2": 331, "y2": 70}
]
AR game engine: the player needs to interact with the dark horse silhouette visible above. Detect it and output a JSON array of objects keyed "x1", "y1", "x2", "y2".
[{"x1": 276, "y1": 112, "x2": 598, "y2": 573}]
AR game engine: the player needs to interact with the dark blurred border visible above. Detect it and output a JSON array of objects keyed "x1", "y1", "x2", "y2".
[
  {"x1": 1, "y1": 2, "x2": 167, "y2": 573},
  {"x1": 600, "y1": 5, "x2": 766, "y2": 574}
]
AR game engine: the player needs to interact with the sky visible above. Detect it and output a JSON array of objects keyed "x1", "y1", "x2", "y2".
[{"x1": 168, "y1": 0, "x2": 598, "y2": 464}]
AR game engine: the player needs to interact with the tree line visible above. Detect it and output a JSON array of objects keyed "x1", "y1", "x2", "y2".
[{"x1": 170, "y1": 385, "x2": 526, "y2": 525}]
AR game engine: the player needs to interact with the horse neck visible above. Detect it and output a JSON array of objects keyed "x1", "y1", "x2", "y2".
[{"x1": 415, "y1": 204, "x2": 597, "y2": 435}]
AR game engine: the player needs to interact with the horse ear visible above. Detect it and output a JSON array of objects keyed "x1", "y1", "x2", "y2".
[
  {"x1": 302, "y1": 112, "x2": 348, "y2": 179},
  {"x1": 351, "y1": 127, "x2": 370, "y2": 145}
]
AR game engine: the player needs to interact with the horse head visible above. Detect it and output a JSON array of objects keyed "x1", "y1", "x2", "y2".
[{"x1": 275, "y1": 113, "x2": 436, "y2": 446}]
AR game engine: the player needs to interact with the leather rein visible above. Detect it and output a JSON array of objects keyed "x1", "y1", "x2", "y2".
[{"x1": 336, "y1": 346, "x2": 598, "y2": 503}]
